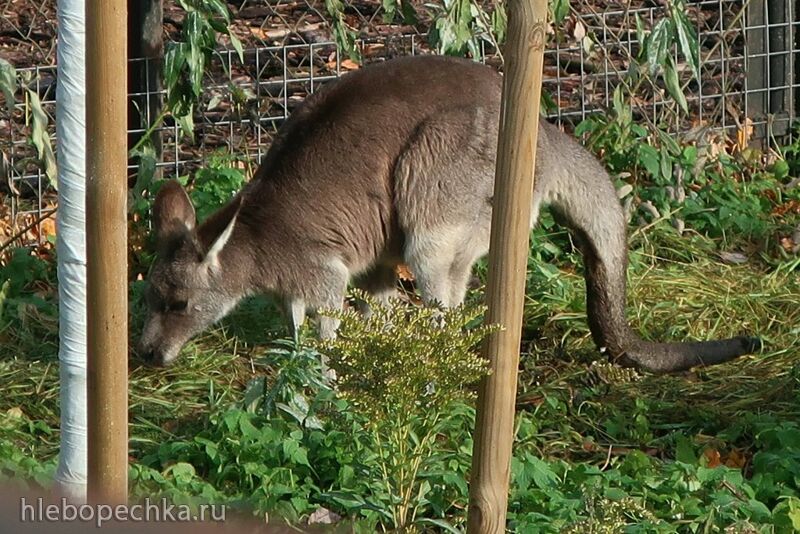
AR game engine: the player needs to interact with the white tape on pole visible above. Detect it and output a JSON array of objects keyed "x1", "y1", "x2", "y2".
[{"x1": 55, "y1": 0, "x2": 87, "y2": 502}]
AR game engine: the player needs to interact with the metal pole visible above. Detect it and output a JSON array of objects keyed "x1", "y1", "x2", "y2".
[
  {"x1": 467, "y1": 0, "x2": 547, "y2": 532},
  {"x1": 86, "y1": 0, "x2": 129, "y2": 504},
  {"x1": 55, "y1": 0, "x2": 88, "y2": 503},
  {"x1": 768, "y1": 0, "x2": 792, "y2": 138}
]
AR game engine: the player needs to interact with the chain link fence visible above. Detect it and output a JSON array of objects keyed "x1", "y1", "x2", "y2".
[{"x1": 1, "y1": 0, "x2": 798, "y2": 249}]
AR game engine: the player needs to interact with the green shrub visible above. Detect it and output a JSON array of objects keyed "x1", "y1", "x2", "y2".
[{"x1": 317, "y1": 292, "x2": 496, "y2": 530}]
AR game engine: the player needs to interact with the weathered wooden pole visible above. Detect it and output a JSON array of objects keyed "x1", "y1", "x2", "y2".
[
  {"x1": 86, "y1": 0, "x2": 129, "y2": 504},
  {"x1": 467, "y1": 0, "x2": 547, "y2": 532}
]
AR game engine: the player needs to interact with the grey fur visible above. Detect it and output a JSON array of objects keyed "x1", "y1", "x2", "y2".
[{"x1": 139, "y1": 55, "x2": 760, "y2": 371}]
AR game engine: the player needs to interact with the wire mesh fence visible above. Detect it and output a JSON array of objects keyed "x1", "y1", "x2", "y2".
[{"x1": 1, "y1": 0, "x2": 798, "y2": 249}]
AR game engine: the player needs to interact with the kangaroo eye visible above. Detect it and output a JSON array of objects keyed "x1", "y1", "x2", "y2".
[{"x1": 167, "y1": 300, "x2": 188, "y2": 312}]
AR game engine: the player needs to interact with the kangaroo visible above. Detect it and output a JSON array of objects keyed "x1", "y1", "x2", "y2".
[{"x1": 138, "y1": 55, "x2": 760, "y2": 372}]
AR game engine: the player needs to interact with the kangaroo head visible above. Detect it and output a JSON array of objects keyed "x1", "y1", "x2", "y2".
[{"x1": 138, "y1": 180, "x2": 243, "y2": 366}]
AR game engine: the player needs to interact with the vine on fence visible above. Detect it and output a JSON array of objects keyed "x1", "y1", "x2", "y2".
[
  {"x1": 0, "y1": 58, "x2": 58, "y2": 191},
  {"x1": 164, "y1": 0, "x2": 243, "y2": 140}
]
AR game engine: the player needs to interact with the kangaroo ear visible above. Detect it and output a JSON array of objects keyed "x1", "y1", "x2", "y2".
[
  {"x1": 198, "y1": 195, "x2": 243, "y2": 267},
  {"x1": 153, "y1": 180, "x2": 196, "y2": 242}
]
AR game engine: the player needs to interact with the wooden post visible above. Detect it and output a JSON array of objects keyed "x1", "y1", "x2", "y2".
[
  {"x1": 86, "y1": 0, "x2": 129, "y2": 504},
  {"x1": 467, "y1": 0, "x2": 547, "y2": 532},
  {"x1": 766, "y1": 0, "x2": 792, "y2": 139},
  {"x1": 746, "y1": 0, "x2": 793, "y2": 142},
  {"x1": 746, "y1": 0, "x2": 768, "y2": 143}
]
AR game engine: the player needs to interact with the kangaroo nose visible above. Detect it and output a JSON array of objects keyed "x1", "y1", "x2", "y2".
[{"x1": 137, "y1": 345, "x2": 164, "y2": 367}]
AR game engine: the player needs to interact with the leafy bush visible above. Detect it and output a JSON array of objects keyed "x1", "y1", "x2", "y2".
[
  {"x1": 189, "y1": 154, "x2": 247, "y2": 222},
  {"x1": 317, "y1": 293, "x2": 495, "y2": 530},
  {"x1": 575, "y1": 92, "x2": 797, "y2": 248},
  {"x1": 0, "y1": 248, "x2": 56, "y2": 334}
]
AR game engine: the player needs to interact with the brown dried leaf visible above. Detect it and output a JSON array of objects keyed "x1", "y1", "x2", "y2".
[
  {"x1": 780, "y1": 236, "x2": 796, "y2": 252},
  {"x1": 249, "y1": 27, "x2": 267, "y2": 40},
  {"x1": 723, "y1": 449, "x2": 747, "y2": 469},
  {"x1": 704, "y1": 448, "x2": 721, "y2": 468},
  {"x1": 341, "y1": 59, "x2": 360, "y2": 71},
  {"x1": 396, "y1": 264, "x2": 414, "y2": 281},
  {"x1": 38, "y1": 218, "x2": 56, "y2": 240},
  {"x1": 736, "y1": 118, "x2": 753, "y2": 153}
]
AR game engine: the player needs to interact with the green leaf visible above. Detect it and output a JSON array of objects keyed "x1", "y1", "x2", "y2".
[
  {"x1": 0, "y1": 58, "x2": 17, "y2": 113},
  {"x1": 528, "y1": 455, "x2": 559, "y2": 489},
  {"x1": 638, "y1": 144, "x2": 660, "y2": 178},
  {"x1": 675, "y1": 10, "x2": 700, "y2": 79},
  {"x1": 381, "y1": 0, "x2": 398, "y2": 23},
  {"x1": 788, "y1": 497, "x2": 800, "y2": 530},
  {"x1": 194, "y1": 436, "x2": 219, "y2": 461},
  {"x1": 237, "y1": 412, "x2": 260, "y2": 440},
  {"x1": 243, "y1": 377, "x2": 265, "y2": 413},
  {"x1": 604, "y1": 487, "x2": 627, "y2": 500},
  {"x1": 675, "y1": 435, "x2": 697, "y2": 464},
  {"x1": 204, "y1": 0, "x2": 232, "y2": 24},
  {"x1": 646, "y1": 18, "x2": 674, "y2": 76},
  {"x1": 552, "y1": 0, "x2": 570, "y2": 24},
  {"x1": 634, "y1": 15, "x2": 646, "y2": 61},
  {"x1": 0, "y1": 280, "x2": 9, "y2": 321},
  {"x1": 664, "y1": 58, "x2": 688, "y2": 113},
  {"x1": 400, "y1": 0, "x2": 418, "y2": 25},
  {"x1": 27, "y1": 89, "x2": 58, "y2": 190},
  {"x1": 166, "y1": 462, "x2": 196, "y2": 484},
  {"x1": 416, "y1": 518, "x2": 461, "y2": 534},
  {"x1": 657, "y1": 128, "x2": 682, "y2": 154},
  {"x1": 660, "y1": 145, "x2": 674, "y2": 182},
  {"x1": 176, "y1": 106, "x2": 195, "y2": 140},
  {"x1": 229, "y1": 32, "x2": 244, "y2": 63},
  {"x1": 163, "y1": 42, "x2": 187, "y2": 94},
  {"x1": 771, "y1": 159, "x2": 790, "y2": 180},
  {"x1": 129, "y1": 141, "x2": 157, "y2": 210},
  {"x1": 185, "y1": 11, "x2": 206, "y2": 97}
]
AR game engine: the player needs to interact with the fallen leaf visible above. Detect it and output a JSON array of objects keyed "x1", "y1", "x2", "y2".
[
  {"x1": 723, "y1": 449, "x2": 747, "y2": 469},
  {"x1": 308, "y1": 507, "x2": 340, "y2": 525},
  {"x1": 249, "y1": 27, "x2": 267, "y2": 40},
  {"x1": 6, "y1": 407, "x2": 24, "y2": 418},
  {"x1": 718, "y1": 251, "x2": 748, "y2": 265},
  {"x1": 396, "y1": 264, "x2": 414, "y2": 281},
  {"x1": 341, "y1": 59, "x2": 360, "y2": 70},
  {"x1": 736, "y1": 117, "x2": 754, "y2": 152},
  {"x1": 573, "y1": 20, "x2": 586, "y2": 40},
  {"x1": 781, "y1": 237, "x2": 797, "y2": 252},
  {"x1": 38, "y1": 217, "x2": 56, "y2": 239},
  {"x1": 704, "y1": 448, "x2": 721, "y2": 468}
]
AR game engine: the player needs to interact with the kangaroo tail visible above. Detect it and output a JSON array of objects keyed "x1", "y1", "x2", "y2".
[
  {"x1": 542, "y1": 138, "x2": 761, "y2": 373},
  {"x1": 578, "y1": 233, "x2": 761, "y2": 372}
]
